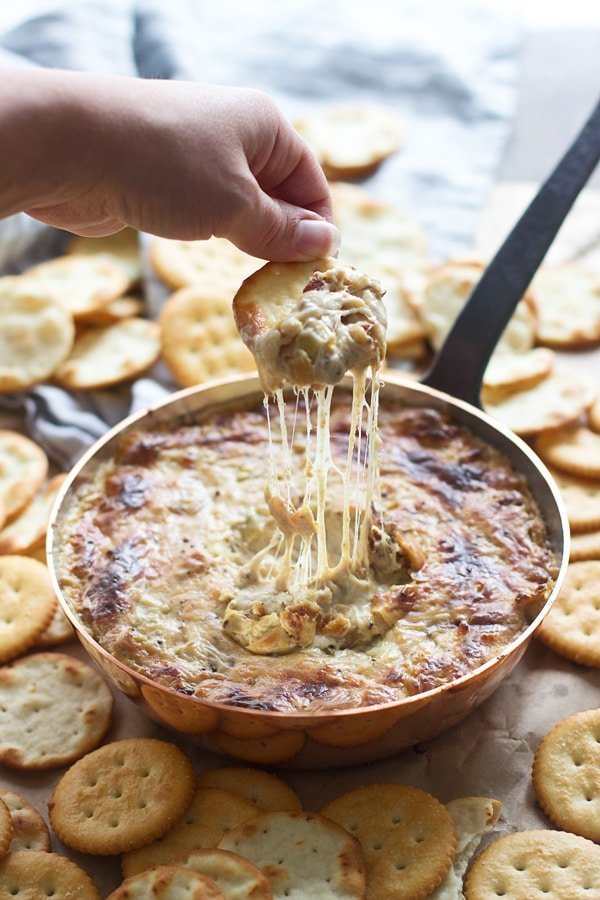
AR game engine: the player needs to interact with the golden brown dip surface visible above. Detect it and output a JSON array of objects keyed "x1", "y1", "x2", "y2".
[{"x1": 55, "y1": 393, "x2": 557, "y2": 712}]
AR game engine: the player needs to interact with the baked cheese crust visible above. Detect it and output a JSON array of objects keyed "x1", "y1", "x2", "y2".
[{"x1": 55, "y1": 393, "x2": 557, "y2": 712}]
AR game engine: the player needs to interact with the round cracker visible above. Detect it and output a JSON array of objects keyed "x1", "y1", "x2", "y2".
[
  {"x1": 108, "y1": 866, "x2": 224, "y2": 899},
  {"x1": 0, "y1": 287, "x2": 74, "y2": 391},
  {"x1": 294, "y1": 103, "x2": 403, "y2": 180},
  {"x1": 50, "y1": 738, "x2": 196, "y2": 855},
  {"x1": 322, "y1": 783, "x2": 456, "y2": 900},
  {"x1": 78, "y1": 295, "x2": 145, "y2": 326},
  {"x1": 483, "y1": 367, "x2": 595, "y2": 436},
  {"x1": 219, "y1": 810, "x2": 366, "y2": 900},
  {"x1": 537, "y1": 561, "x2": 600, "y2": 665},
  {"x1": 67, "y1": 228, "x2": 142, "y2": 285},
  {"x1": 0, "y1": 798, "x2": 13, "y2": 860},
  {"x1": 590, "y1": 396, "x2": 600, "y2": 434},
  {"x1": 54, "y1": 317, "x2": 161, "y2": 390},
  {"x1": 0, "y1": 651, "x2": 113, "y2": 769},
  {"x1": 532, "y1": 265, "x2": 600, "y2": 348},
  {"x1": 0, "y1": 788, "x2": 50, "y2": 852},
  {"x1": 150, "y1": 235, "x2": 263, "y2": 291},
  {"x1": 420, "y1": 261, "x2": 537, "y2": 355},
  {"x1": 482, "y1": 347, "x2": 555, "y2": 397},
  {"x1": 570, "y1": 529, "x2": 600, "y2": 563},
  {"x1": 329, "y1": 181, "x2": 428, "y2": 352},
  {"x1": 0, "y1": 473, "x2": 66, "y2": 555},
  {"x1": 23, "y1": 254, "x2": 129, "y2": 319},
  {"x1": 464, "y1": 830, "x2": 600, "y2": 899},
  {"x1": 34, "y1": 601, "x2": 76, "y2": 648},
  {"x1": 548, "y1": 468, "x2": 600, "y2": 534},
  {"x1": 0, "y1": 556, "x2": 56, "y2": 664},
  {"x1": 0, "y1": 431, "x2": 48, "y2": 523},
  {"x1": 533, "y1": 708, "x2": 600, "y2": 842},
  {"x1": 160, "y1": 288, "x2": 256, "y2": 387},
  {"x1": 330, "y1": 182, "x2": 428, "y2": 271},
  {"x1": 0, "y1": 850, "x2": 100, "y2": 899},
  {"x1": 173, "y1": 847, "x2": 271, "y2": 899},
  {"x1": 435, "y1": 797, "x2": 502, "y2": 898},
  {"x1": 196, "y1": 768, "x2": 303, "y2": 813},
  {"x1": 535, "y1": 425, "x2": 600, "y2": 479},
  {"x1": 121, "y1": 787, "x2": 258, "y2": 877}
]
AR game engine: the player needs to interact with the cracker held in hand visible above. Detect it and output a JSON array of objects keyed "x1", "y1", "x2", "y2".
[
  {"x1": 23, "y1": 254, "x2": 129, "y2": 319},
  {"x1": 0, "y1": 651, "x2": 113, "y2": 769},
  {"x1": 196, "y1": 768, "x2": 302, "y2": 813},
  {"x1": 160, "y1": 288, "x2": 256, "y2": 387},
  {"x1": 0, "y1": 473, "x2": 66, "y2": 555},
  {"x1": 0, "y1": 556, "x2": 56, "y2": 663},
  {"x1": 0, "y1": 430, "x2": 48, "y2": 524},
  {"x1": 0, "y1": 788, "x2": 50, "y2": 852},
  {"x1": 0, "y1": 850, "x2": 100, "y2": 899},
  {"x1": 533, "y1": 708, "x2": 600, "y2": 842},
  {"x1": 537, "y1": 561, "x2": 600, "y2": 665},
  {"x1": 219, "y1": 810, "x2": 366, "y2": 899},
  {"x1": 483, "y1": 367, "x2": 595, "y2": 437},
  {"x1": 321, "y1": 783, "x2": 455, "y2": 900},
  {"x1": 535, "y1": 425, "x2": 600, "y2": 479},
  {"x1": 121, "y1": 787, "x2": 258, "y2": 877},
  {"x1": 108, "y1": 866, "x2": 225, "y2": 899},
  {"x1": 50, "y1": 738, "x2": 196, "y2": 855},
  {"x1": 150, "y1": 235, "x2": 263, "y2": 291},
  {"x1": 173, "y1": 848, "x2": 272, "y2": 899},
  {"x1": 464, "y1": 829, "x2": 600, "y2": 899},
  {"x1": 0, "y1": 286, "x2": 74, "y2": 391},
  {"x1": 429, "y1": 796, "x2": 502, "y2": 900},
  {"x1": 233, "y1": 258, "x2": 386, "y2": 394},
  {"x1": 54, "y1": 317, "x2": 161, "y2": 389},
  {"x1": 548, "y1": 468, "x2": 600, "y2": 534},
  {"x1": 294, "y1": 103, "x2": 403, "y2": 180},
  {"x1": 532, "y1": 265, "x2": 600, "y2": 348}
]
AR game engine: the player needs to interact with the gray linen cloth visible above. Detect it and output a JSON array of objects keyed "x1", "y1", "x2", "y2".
[{"x1": 0, "y1": 0, "x2": 521, "y2": 467}]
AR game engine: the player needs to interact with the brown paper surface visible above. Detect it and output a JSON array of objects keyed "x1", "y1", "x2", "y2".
[{"x1": 1, "y1": 183, "x2": 599, "y2": 897}]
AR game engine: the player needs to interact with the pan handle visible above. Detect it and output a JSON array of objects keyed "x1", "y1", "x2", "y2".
[{"x1": 421, "y1": 96, "x2": 600, "y2": 408}]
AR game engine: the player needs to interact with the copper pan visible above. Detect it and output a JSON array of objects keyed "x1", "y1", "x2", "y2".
[{"x1": 47, "y1": 99, "x2": 599, "y2": 769}]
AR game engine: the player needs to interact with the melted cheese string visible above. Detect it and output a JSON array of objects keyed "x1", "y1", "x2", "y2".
[{"x1": 262, "y1": 366, "x2": 382, "y2": 593}]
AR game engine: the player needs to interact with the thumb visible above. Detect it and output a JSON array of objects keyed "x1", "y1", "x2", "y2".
[{"x1": 228, "y1": 194, "x2": 341, "y2": 263}]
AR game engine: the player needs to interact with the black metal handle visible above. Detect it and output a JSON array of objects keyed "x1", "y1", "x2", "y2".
[{"x1": 422, "y1": 95, "x2": 600, "y2": 407}]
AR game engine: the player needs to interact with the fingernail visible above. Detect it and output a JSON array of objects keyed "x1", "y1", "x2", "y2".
[{"x1": 295, "y1": 220, "x2": 341, "y2": 259}]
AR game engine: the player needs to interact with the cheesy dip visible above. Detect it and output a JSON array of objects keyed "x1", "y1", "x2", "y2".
[{"x1": 55, "y1": 392, "x2": 557, "y2": 712}]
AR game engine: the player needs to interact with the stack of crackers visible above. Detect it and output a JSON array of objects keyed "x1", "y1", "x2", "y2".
[{"x1": 0, "y1": 228, "x2": 161, "y2": 393}]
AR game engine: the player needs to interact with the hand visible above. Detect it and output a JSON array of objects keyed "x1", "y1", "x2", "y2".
[{"x1": 1, "y1": 71, "x2": 339, "y2": 262}]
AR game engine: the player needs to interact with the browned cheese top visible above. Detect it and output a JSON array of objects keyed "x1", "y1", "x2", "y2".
[{"x1": 55, "y1": 393, "x2": 557, "y2": 712}]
